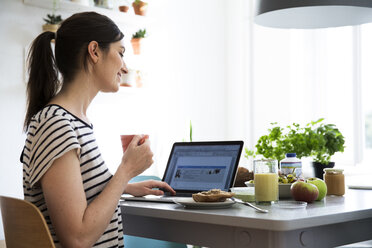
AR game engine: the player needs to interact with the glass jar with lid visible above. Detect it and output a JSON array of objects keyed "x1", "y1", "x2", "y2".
[{"x1": 323, "y1": 168, "x2": 345, "y2": 196}]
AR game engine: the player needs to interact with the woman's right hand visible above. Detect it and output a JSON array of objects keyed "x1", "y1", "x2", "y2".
[{"x1": 120, "y1": 135, "x2": 153, "y2": 178}]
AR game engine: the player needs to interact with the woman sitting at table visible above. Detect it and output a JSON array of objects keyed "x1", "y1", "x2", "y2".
[{"x1": 20, "y1": 11, "x2": 175, "y2": 248}]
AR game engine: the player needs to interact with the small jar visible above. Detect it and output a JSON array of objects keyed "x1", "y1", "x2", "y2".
[{"x1": 324, "y1": 168, "x2": 345, "y2": 196}]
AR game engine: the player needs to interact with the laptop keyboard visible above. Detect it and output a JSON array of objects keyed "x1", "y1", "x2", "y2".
[{"x1": 164, "y1": 192, "x2": 192, "y2": 197}]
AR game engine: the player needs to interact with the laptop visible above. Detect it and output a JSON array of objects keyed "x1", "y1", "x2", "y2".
[{"x1": 121, "y1": 140, "x2": 244, "y2": 203}]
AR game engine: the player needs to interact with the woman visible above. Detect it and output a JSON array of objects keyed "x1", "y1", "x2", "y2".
[{"x1": 20, "y1": 12, "x2": 175, "y2": 248}]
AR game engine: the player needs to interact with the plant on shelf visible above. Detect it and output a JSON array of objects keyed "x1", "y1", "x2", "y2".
[
  {"x1": 42, "y1": 0, "x2": 63, "y2": 33},
  {"x1": 132, "y1": 0, "x2": 148, "y2": 16},
  {"x1": 94, "y1": 0, "x2": 113, "y2": 9},
  {"x1": 42, "y1": 14, "x2": 63, "y2": 33},
  {"x1": 118, "y1": 0, "x2": 130, "y2": 12},
  {"x1": 245, "y1": 118, "x2": 345, "y2": 178},
  {"x1": 43, "y1": 14, "x2": 62, "y2": 25},
  {"x1": 131, "y1": 29, "x2": 147, "y2": 55},
  {"x1": 132, "y1": 29, "x2": 147, "y2": 39}
]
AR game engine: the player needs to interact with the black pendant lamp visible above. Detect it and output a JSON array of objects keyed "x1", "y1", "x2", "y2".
[{"x1": 255, "y1": 0, "x2": 372, "y2": 29}]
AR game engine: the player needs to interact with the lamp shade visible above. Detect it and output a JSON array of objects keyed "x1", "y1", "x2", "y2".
[{"x1": 255, "y1": 0, "x2": 372, "y2": 29}]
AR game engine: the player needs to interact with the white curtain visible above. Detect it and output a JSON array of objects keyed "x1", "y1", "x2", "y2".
[{"x1": 249, "y1": 6, "x2": 372, "y2": 167}]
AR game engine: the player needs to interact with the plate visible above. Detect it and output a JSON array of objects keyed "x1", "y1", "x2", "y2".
[
  {"x1": 272, "y1": 201, "x2": 307, "y2": 209},
  {"x1": 230, "y1": 187, "x2": 255, "y2": 202},
  {"x1": 173, "y1": 198, "x2": 235, "y2": 209}
]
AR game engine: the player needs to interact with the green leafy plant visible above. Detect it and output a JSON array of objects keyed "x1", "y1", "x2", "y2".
[
  {"x1": 245, "y1": 118, "x2": 345, "y2": 165},
  {"x1": 43, "y1": 14, "x2": 63, "y2": 25},
  {"x1": 182, "y1": 120, "x2": 193, "y2": 142},
  {"x1": 43, "y1": 0, "x2": 62, "y2": 25},
  {"x1": 310, "y1": 120, "x2": 345, "y2": 164},
  {"x1": 133, "y1": 0, "x2": 148, "y2": 6},
  {"x1": 132, "y1": 29, "x2": 147, "y2": 39},
  {"x1": 189, "y1": 120, "x2": 193, "y2": 142}
]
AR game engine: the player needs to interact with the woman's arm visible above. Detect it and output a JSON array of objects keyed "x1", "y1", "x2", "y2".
[{"x1": 41, "y1": 135, "x2": 153, "y2": 248}]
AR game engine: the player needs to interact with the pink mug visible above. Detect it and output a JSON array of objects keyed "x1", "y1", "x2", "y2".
[{"x1": 120, "y1": 134, "x2": 149, "y2": 152}]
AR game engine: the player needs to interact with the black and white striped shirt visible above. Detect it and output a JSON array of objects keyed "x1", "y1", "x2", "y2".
[{"x1": 20, "y1": 104, "x2": 124, "y2": 248}]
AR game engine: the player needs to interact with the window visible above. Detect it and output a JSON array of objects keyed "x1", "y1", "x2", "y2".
[
  {"x1": 250, "y1": 9, "x2": 372, "y2": 166},
  {"x1": 361, "y1": 23, "x2": 372, "y2": 164}
]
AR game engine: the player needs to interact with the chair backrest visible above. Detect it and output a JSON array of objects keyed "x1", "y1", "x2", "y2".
[{"x1": 0, "y1": 196, "x2": 55, "y2": 248}]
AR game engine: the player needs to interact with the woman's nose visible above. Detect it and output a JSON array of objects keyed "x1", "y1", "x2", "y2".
[{"x1": 121, "y1": 61, "x2": 128, "y2": 74}]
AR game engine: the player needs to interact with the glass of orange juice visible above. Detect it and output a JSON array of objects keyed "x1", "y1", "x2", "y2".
[{"x1": 254, "y1": 159, "x2": 278, "y2": 205}]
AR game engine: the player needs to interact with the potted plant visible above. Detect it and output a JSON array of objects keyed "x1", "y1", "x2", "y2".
[
  {"x1": 245, "y1": 122, "x2": 312, "y2": 162},
  {"x1": 132, "y1": 0, "x2": 148, "y2": 16},
  {"x1": 42, "y1": 0, "x2": 62, "y2": 33},
  {"x1": 131, "y1": 29, "x2": 147, "y2": 55},
  {"x1": 42, "y1": 14, "x2": 63, "y2": 33},
  {"x1": 307, "y1": 119, "x2": 345, "y2": 179},
  {"x1": 118, "y1": 0, "x2": 130, "y2": 12},
  {"x1": 119, "y1": 5, "x2": 129, "y2": 12},
  {"x1": 245, "y1": 119, "x2": 345, "y2": 179}
]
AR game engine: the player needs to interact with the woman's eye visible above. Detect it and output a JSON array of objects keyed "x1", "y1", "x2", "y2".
[{"x1": 119, "y1": 52, "x2": 124, "y2": 58}]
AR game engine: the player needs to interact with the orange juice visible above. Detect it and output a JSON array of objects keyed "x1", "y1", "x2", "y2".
[{"x1": 254, "y1": 173, "x2": 278, "y2": 203}]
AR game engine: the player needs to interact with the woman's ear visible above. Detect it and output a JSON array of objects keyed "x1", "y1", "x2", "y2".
[{"x1": 87, "y1": 41, "x2": 100, "y2": 64}]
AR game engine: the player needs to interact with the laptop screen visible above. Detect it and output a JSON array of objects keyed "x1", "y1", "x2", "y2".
[{"x1": 162, "y1": 141, "x2": 243, "y2": 192}]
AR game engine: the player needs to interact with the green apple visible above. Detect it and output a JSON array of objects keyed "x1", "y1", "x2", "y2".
[{"x1": 307, "y1": 178, "x2": 327, "y2": 201}]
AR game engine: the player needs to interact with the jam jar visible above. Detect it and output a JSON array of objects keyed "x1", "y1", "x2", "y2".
[{"x1": 324, "y1": 168, "x2": 345, "y2": 196}]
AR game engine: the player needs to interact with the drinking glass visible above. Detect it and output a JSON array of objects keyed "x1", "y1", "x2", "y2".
[{"x1": 254, "y1": 159, "x2": 278, "y2": 204}]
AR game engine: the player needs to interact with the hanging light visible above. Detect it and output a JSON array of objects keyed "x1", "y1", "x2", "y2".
[{"x1": 255, "y1": 0, "x2": 372, "y2": 29}]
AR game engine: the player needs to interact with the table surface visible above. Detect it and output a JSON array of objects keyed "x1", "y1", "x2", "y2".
[
  {"x1": 120, "y1": 188, "x2": 372, "y2": 248},
  {"x1": 121, "y1": 188, "x2": 372, "y2": 230}
]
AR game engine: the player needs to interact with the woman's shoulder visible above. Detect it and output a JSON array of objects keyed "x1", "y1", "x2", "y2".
[{"x1": 27, "y1": 104, "x2": 76, "y2": 135}]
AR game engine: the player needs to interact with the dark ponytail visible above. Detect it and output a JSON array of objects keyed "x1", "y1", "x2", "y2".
[
  {"x1": 24, "y1": 31, "x2": 59, "y2": 130},
  {"x1": 24, "y1": 12, "x2": 124, "y2": 131}
]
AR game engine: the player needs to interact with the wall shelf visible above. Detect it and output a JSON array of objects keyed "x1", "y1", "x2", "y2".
[
  {"x1": 23, "y1": 0, "x2": 149, "y2": 28},
  {"x1": 23, "y1": 0, "x2": 151, "y2": 94}
]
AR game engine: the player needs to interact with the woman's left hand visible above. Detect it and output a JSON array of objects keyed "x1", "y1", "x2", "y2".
[{"x1": 124, "y1": 180, "x2": 176, "y2": 197}]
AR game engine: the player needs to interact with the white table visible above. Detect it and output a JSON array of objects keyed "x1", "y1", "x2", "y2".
[{"x1": 120, "y1": 189, "x2": 372, "y2": 248}]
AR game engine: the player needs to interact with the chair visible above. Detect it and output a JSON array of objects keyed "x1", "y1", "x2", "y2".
[
  {"x1": 0, "y1": 196, "x2": 55, "y2": 248},
  {"x1": 124, "y1": 176, "x2": 187, "y2": 248}
]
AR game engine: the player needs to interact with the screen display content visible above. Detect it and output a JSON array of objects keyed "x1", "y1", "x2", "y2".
[{"x1": 163, "y1": 144, "x2": 241, "y2": 191}]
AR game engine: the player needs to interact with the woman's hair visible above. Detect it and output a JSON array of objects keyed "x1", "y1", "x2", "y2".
[{"x1": 24, "y1": 12, "x2": 124, "y2": 130}]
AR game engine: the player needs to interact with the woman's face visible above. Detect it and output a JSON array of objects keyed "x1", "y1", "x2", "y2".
[{"x1": 94, "y1": 40, "x2": 127, "y2": 92}]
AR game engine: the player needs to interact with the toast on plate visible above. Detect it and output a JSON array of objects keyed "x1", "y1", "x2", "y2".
[{"x1": 192, "y1": 189, "x2": 235, "y2": 202}]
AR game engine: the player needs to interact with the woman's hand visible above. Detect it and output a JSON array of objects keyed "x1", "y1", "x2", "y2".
[
  {"x1": 119, "y1": 135, "x2": 153, "y2": 178},
  {"x1": 125, "y1": 180, "x2": 176, "y2": 197}
]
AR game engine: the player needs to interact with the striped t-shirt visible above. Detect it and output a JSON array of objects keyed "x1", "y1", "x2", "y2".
[{"x1": 20, "y1": 104, "x2": 124, "y2": 248}]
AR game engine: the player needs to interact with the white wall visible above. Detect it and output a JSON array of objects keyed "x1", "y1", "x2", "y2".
[
  {"x1": 89, "y1": 0, "x2": 233, "y2": 177},
  {"x1": 0, "y1": 0, "x2": 46, "y2": 239},
  {"x1": 0, "y1": 0, "x2": 247, "y2": 240}
]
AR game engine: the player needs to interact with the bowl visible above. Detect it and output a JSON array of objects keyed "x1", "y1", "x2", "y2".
[
  {"x1": 244, "y1": 182, "x2": 293, "y2": 199},
  {"x1": 279, "y1": 183, "x2": 292, "y2": 199},
  {"x1": 230, "y1": 187, "x2": 255, "y2": 202}
]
